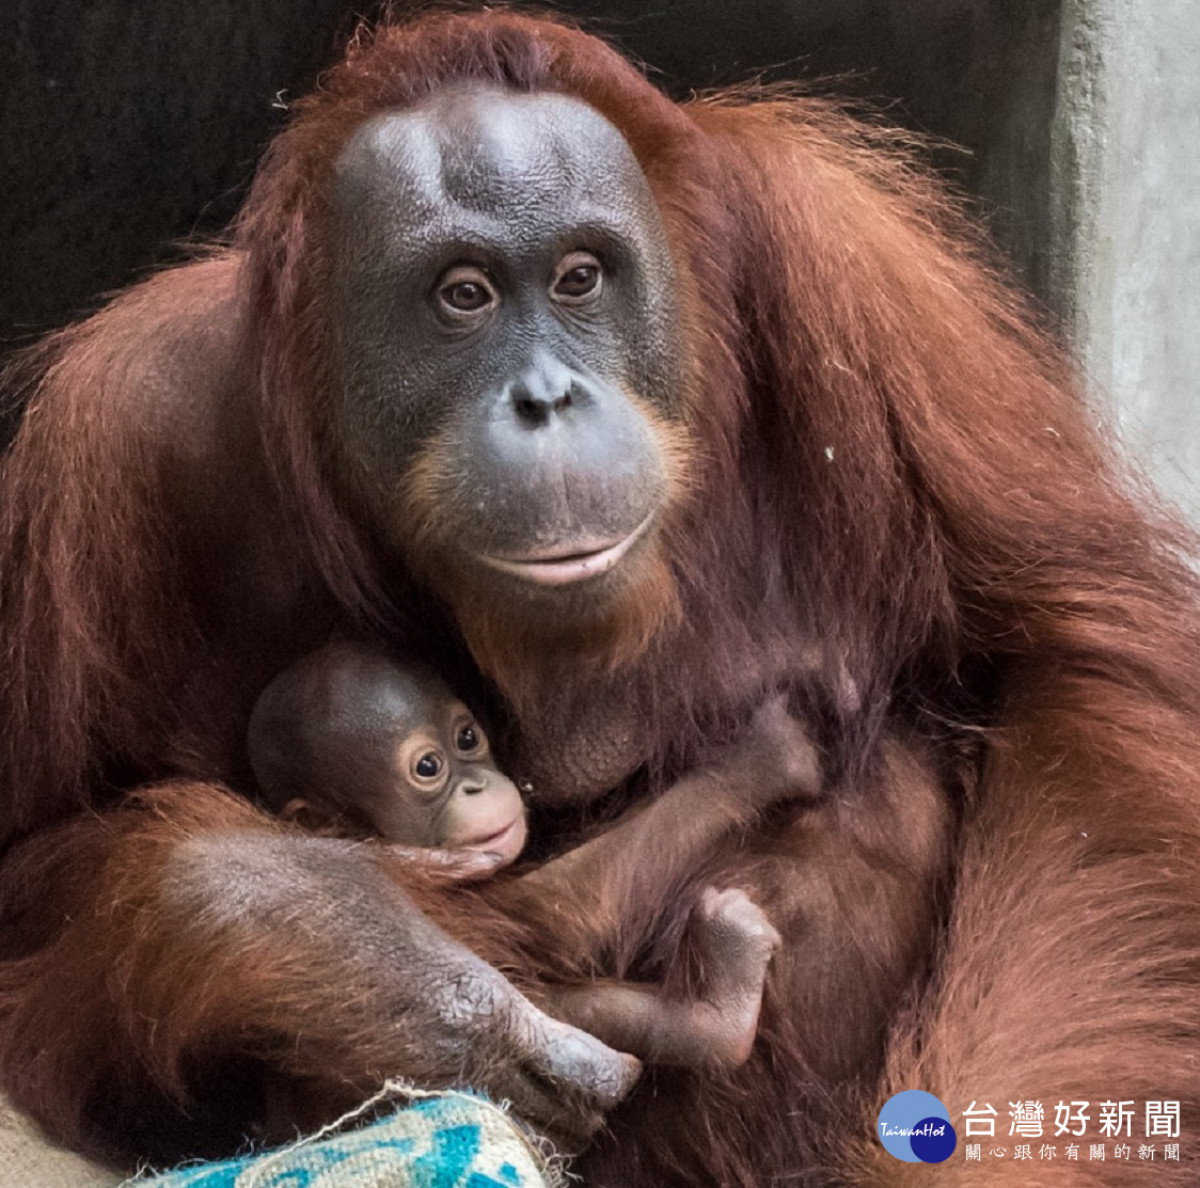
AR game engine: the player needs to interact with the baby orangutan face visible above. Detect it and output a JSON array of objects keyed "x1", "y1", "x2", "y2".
[
  {"x1": 383, "y1": 697, "x2": 528, "y2": 866},
  {"x1": 248, "y1": 642, "x2": 527, "y2": 867}
]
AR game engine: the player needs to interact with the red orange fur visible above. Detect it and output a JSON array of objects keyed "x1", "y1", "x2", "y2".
[{"x1": 1, "y1": 11, "x2": 1198, "y2": 1186}]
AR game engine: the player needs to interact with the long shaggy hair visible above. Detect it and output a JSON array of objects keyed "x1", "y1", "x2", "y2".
[{"x1": 0, "y1": 9, "x2": 1198, "y2": 1185}]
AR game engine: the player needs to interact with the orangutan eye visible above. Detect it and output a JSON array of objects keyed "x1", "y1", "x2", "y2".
[
  {"x1": 436, "y1": 266, "x2": 498, "y2": 317},
  {"x1": 456, "y1": 721, "x2": 484, "y2": 754},
  {"x1": 413, "y1": 751, "x2": 444, "y2": 780},
  {"x1": 551, "y1": 252, "x2": 603, "y2": 304}
]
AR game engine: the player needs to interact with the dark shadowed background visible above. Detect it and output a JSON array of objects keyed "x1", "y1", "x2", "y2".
[
  {"x1": 4, "y1": 0, "x2": 1197, "y2": 520},
  {"x1": 0, "y1": 0, "x2": 1061, "y2": 345}
]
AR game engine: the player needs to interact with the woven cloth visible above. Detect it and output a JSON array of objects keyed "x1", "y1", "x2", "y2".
[
  {"x1": 0, "y1": 1092, "x2": 557, "y2": 1188},
  {"x1": 129, "y1": 1094, "x2": 557, "y2": 1188}
]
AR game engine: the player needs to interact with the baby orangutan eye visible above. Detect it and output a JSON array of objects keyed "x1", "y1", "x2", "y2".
[
  {"x1": 413, "y1": 751, "x2": 444, "y2": 781},
  {"x1": 455, "y1": 721, "x2": 484, "y2": 755}
]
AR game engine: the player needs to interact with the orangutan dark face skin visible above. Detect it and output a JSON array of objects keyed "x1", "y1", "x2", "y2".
[
  {"x1": 326, "y1": 89, "x2": 685, "y2": 624},
  {"x1": 248, "y1": 643, "x2": 527, "y2": 866}
]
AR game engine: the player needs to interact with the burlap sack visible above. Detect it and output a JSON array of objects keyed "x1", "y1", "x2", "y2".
[{"x1": 0, "y1": 1091, "x2": 557, "y2": 1188}]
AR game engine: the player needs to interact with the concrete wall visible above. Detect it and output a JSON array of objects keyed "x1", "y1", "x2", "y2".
[{"x1": 1050, "y1": 0, "x2": 1200, "y2": 521}]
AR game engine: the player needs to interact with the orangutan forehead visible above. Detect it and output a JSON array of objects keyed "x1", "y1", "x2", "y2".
[{"x1": 332, "y1": 88, "x2": 656, "y2": 232}]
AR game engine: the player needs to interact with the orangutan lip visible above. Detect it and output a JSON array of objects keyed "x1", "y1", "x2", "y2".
[
  {"x1": 460, "y1": 818, "x2": 521, "y2": 853},
  {"x1": 479, "y1": 514, "x2": 654, "y2": 587}
]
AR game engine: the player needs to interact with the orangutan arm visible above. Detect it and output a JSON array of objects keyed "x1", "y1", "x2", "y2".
[{"x1": 0, "y1": 782, "x2": 638, "y2": 1166}]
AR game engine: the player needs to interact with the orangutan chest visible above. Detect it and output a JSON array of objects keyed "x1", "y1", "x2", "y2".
[{"x1": 502, "y1": 681, "x2": 649, "y2": 806}]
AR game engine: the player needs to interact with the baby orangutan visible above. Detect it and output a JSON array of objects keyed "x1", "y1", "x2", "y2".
[
  {"x1": 248, "y1": 641, "x2": 821, "y2": 1071},
  {"x1": 249, "y1": 643, "x2": 529, "y2": 868}
]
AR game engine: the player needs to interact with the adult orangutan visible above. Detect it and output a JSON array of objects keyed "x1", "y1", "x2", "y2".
[{"x1": 1, "y1": 9, "x2": 1198, "y2": 1187}]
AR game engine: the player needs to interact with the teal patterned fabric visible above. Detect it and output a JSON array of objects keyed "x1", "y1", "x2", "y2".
[{"x1": 131, "y1": 1095, "x2": 554, "y2": 1188}]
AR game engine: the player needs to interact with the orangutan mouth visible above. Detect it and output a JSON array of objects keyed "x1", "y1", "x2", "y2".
[
  {"x1": 459, "y1": 815, "x2": 527, "y2": 861},
  {"x1": 478, "y1": 513, "x2": 654, "y2": 587}
]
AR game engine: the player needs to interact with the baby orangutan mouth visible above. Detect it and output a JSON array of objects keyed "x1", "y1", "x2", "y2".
[{"x1": 458, "y1": 815, "x2": 528, "y2": 863}]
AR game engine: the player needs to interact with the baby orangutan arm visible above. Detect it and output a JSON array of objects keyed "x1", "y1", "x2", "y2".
[
  {"x1": 483, "y1": 697, "x2": 817, "y2": 1069},
  {"x1": 544, "y1": 886, "x2": 781, "y2": 1069},
  {"x1": 507, "y1": 695, "x2": 820, "y2": 944}
]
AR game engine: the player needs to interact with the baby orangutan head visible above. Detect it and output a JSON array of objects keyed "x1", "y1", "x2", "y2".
[{"x1": 248, "y1": 641, "x2": 527, "y2": 866}]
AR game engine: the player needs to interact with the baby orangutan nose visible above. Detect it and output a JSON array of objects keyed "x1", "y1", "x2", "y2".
[{"x1": 440, "y1": 768, "x2": 529, "y2": 866}]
